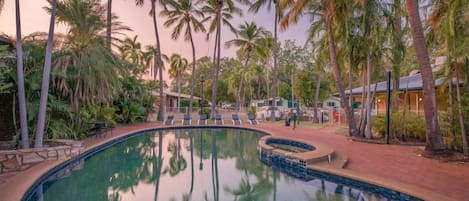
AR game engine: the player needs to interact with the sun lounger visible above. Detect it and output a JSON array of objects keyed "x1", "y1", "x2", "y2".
[
  {"x1": 182, "y1": 114, "x2": 191, "y2": 125},
  {"x1": 198, "y1": 114, "x2": 207, "y2": 125},
  {"x1": 248, "y1": 114, "x2": 258, "y2": 125},
  {"x1": 232, "y1": 113, "x2": 242, "y2": 125},
  {"x1": 214, "y1": 114, "x2": 224, "y2": 125},
  {"x1": 164, "y1": 115, "x2": 174, "y2": 125}
]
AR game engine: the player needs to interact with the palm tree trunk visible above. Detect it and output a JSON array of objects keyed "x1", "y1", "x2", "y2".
[
  {"x1": 177, "y1": 71, "x2": 181, "y2": 113},
  {"x1": 405, "y1": 0, "x2": 445, "y2": 152},
  {"x1": 211, "y1": 7, "x2": 221, "y2": 118},
  {"x1": 359, "y1": 66, "x2": 366, "y2": 136},
  {"x1": 455, "y1": 67, "x2": 468, "y2": 155},
  {"x1": 151, "y1": 1, "x2": 165, "y2": 121},
  {"x1": 313, "y1": 75, "x2": 321, "y2": 123},
  {"x1": 236, "y1": 50, "x2": 252, "y2": 112},
  {"x1": 348, "y1": 53, "x2": 353, "y2": 114},
  {"x1": 271, "y1": 3, "x2": 279, "y2": 122},
  {"x1": 324, "y1": 1, "x2": 358, "y2": 137},
  {"x1": 188, "y1": 24, "x2": 197, "y2": 117},
  {"x1": 15, "y1": 0, "x2": 29, "y2": 149},
  {"x1": 365, "y1": 52, "x2": 373, "y2": 139},
  {"x1": 35, "y1": 0, "x2": 57, "y2": 148},
  {"x1": 106, "y1": 0, "x2": 112, "y2": 49}
]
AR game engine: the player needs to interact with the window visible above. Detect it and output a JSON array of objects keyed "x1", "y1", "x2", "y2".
[{"x1": 327, "y1": 102, "x2": 336, "y2": 107}]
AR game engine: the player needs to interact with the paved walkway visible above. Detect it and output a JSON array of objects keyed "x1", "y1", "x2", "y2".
[{"x1": 1, "y1": 122, "x2": 468, "y2": 201}]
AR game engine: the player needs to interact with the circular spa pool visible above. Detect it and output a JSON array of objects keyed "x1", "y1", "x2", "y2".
[{"x1": 23, "y1": 128, "x2": 420, "y2": 201}]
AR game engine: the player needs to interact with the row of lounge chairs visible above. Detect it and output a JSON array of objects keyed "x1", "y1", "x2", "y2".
[{"x1": 164, "y1": 114, "x2": 259, "y2": 126}]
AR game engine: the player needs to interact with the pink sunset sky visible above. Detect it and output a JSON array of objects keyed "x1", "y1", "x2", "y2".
[{"x1": 0, "y1": 0, "x2": 309, "y2": 82}]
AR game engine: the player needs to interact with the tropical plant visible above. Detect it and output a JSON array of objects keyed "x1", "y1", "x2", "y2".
[
  {"x1": 161, "y1": 0, "x2": 206, "y2": 116},
  {"x1": 135, "y1": 0, "x2": 168, "y2": 121},
  {"x1": 249, "y1": 0, "x2": 281, "y2": 122},
  {"x1": 15, "y1": 0, "x2": 30, "y2": 148},
  {"x1": 200, "y1": 0, "x2": 243, "y2": 118},
  {"x1": 405, "y1": 0, "x2": 446, "y2": 153},
  {"x1": 428, "y1": 0, "x2": 469, "y2": 155},
  {"x1": 168, "y1": 53, "x2": 188, "y2": 112},
  {"x1": 35, "y1": 0, "x2": 57, "y2": 148},
  {"x1": 225, "y1": 22, "x2": 267, "y2": 112}
]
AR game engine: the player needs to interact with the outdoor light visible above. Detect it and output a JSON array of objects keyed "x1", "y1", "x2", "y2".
[{"x1": 419, "y1": 97, "x2": 423, "y2": 101}]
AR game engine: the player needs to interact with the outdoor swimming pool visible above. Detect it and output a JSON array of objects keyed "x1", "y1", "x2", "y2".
[{"x1": 23, "y1": 128, "x2": 420, "y2": 201}]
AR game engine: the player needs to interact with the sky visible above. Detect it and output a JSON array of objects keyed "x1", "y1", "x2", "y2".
[{"x1": 0, "y1": 0, "x2": 310, "y2": 81}]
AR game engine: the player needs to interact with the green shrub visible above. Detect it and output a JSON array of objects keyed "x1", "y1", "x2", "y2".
[
  {"x1": 199, "y1": 107, "x2": 210, "y2": 119},
  {"x1": 247, "y1": 106, "x2": 256, "y2": 116},
  {"x1": 371, "y1": 110, "x2": 426, "y2": 141}
]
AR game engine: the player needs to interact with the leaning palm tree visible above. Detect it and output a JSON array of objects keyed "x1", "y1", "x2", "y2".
[
  {"x1": 161, "y1": 0, "x2": 206, "y2": 116},
  {"x1": 405, "y1": 0, "x2": 446, "y2": 153},
  {"x1": 135, "y1": 0, "x2": 168, "y2": 121},
  {"x1": 225, "y1": 22, "x2": 267, "y2": 112},
  {"x1": 200, "y1": 0, "x2": 243, "y2": 118},
  {"x1": 34, "y1": 0, "x2": 57, "y2": 148},
  {"x1": 168, "y1": 53, "x2": 189, "y2": 112},
  {"x1": 249, "y1": 0, "x2": 280, "y2": 122},
  {"x1": 15, "y1": 0, "x2": 29, "y2": 148}
]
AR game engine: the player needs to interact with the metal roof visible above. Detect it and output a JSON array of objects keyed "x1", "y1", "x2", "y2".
[{"x1": 344, "y1": 73, "x2": 447, "y2": 95}]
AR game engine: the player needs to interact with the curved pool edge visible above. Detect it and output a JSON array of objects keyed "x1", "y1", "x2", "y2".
[{"x1": 0, "y1": 124, "x2": 452, "y2": 201}]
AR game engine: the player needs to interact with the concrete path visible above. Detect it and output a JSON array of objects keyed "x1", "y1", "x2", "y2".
[{"x1": 1, "y1": 121, "x2": 468, "y2": 201}]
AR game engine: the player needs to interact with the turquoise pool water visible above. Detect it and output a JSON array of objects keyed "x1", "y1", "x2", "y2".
[{"x1": 24, "y1": 128, "x2": 418, "y2": 201}]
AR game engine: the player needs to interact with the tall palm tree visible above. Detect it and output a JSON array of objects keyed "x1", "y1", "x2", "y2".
[
  {"x1": 15, "y1": 0, "x2": 29, "y2": 148},
  {"x1": 161, "y1": 0, "x2": 206, "y2": 116},
  {"x1": 281, "y1": 0, "x2": 359, "y2": 136},
  {"x1": 405, "y1": 0, "x2": 446, "y2": 153},
  {"x1": 428, "y1": 0, "x2": 468, "y2": 155},
  {"x1": 200, "y1": 0, "x2": 243, "y2": 118},
  {"x1": 249, "y1": 0, "x2": 280, "y2": 122},
  {"x1": 106, "y1": 0, "x2": 112, "y2": 49},
  {"x1": 34, "y1": 0, "x2": 57, "y2": 148},
  {"x1": 144, "y1": 45, "x2": 169, "y2": 81},
  {"x1": 135, "y1": 0, "x2": 167, "y2": 121},
  {"x1": 225, "y1": 22, "x2": 267, "y2": 112},
  {"x1": 168, "y1": 53, "x2": 189, "y2": 112}
]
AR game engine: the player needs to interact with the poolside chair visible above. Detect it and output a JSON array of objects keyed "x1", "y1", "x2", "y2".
[
  {"x1": 164, "y1": 115, "x2": 174, "y2": 125},
  {"x1": 182, "y1": 114, "x2": 192, "y2": 125},
  {"x1": 231, "y1": 113, "x2": 242, "y2": 125},
  {"x1": 214, "y1": 114, "x2": 224, "y2": 125},
  {"x1": 248, "y1": 114, "x2": 259, "y2": 125},
  {"x1": 198, "y1": 114, "x2": 207, "y2": 125}
]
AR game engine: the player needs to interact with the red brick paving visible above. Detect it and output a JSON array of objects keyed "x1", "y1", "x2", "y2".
[{"x1": 1, "y1": 121, "x2": 468, "y2": 201}]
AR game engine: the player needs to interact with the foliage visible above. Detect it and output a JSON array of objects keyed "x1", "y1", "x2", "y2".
[
  {"x1": 199, "y1": 107, "x2": 210, "y2": 119},
  {"x1": 371, "y1": 110, "x2": 426, "y2": 141},
  {"x1": 247, "y1": 106, "x2": 256, "y2": 116}
]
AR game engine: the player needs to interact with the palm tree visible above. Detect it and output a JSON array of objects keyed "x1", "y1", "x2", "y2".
[
  {"x1": 0, "y1": 0, "x2": 5, "y2": 15},
  {"x1": 405, "y1": 0, "x2": 446, "y2": 153},
  {"x1": 106, "y1": 0, "x2": 112, "y2": 49},
  {"x1": 135, "y1": 0, "x2": 167, "y2": 121},
  {"x1": 144, "y1": 45, "x2": 169, "y2": 81},
  {"x1": 428, "y1": 0, "x2": 469, "y2": 155},
  {"x1": 200, "y1": 0, "x2": 243, "y2": 118},
  {"x1": 15, "y1": 0, "x2": 29, "y2": 148},
  {"x1": 249, "y1": 0, "x2": 280, "y2": 122},
  {"x1": 225, "y1": 22, "x2": 267, "y2": 112},
  {"x1": 168, "y1": 53, "x2": 189, "y2": 112},
  {"x1": 281, "y1": 0, "x2": 359, "y2": 136},
  {"x1": 50, "y1": 0, "x2": 125, "y2": 115},
  {"x1": 161, "y1": 0, "x2": 206, "y2": 116},
  {"x1": 34, "y1": 0, "x2": 57, "y2": 148}
]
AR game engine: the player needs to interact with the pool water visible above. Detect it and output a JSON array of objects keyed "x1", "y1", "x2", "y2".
[{"x1": 25, "y1": 128, "x2": 416, "y2": 201}]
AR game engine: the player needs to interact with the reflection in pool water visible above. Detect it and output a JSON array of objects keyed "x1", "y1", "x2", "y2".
[{"x1": 25, "y1": 128, "x2": 416, "y2": 201}]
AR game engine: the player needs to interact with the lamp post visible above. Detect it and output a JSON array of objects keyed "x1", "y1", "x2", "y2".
[{"x1": 200, "y1": 74, "x2": 205, "y2": 110}]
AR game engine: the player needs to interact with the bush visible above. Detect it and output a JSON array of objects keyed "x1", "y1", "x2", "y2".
[
  {"x1": 199, "y1": 107, "x2": 210, "y2": 119},
  {"x1": 371, "y1": 110, "x2": 426, "y2": 141},
  {"x1": 247, "y1": 106, "x2": 256, "y2": 116}
]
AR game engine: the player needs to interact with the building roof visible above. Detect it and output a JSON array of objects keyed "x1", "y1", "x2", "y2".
[
  {"x1": 344, "y1": 73, "x2": 447, "y2": 95},
  {"x1": 162, "y1": 91, "x2": 201, "y2": 100}
]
